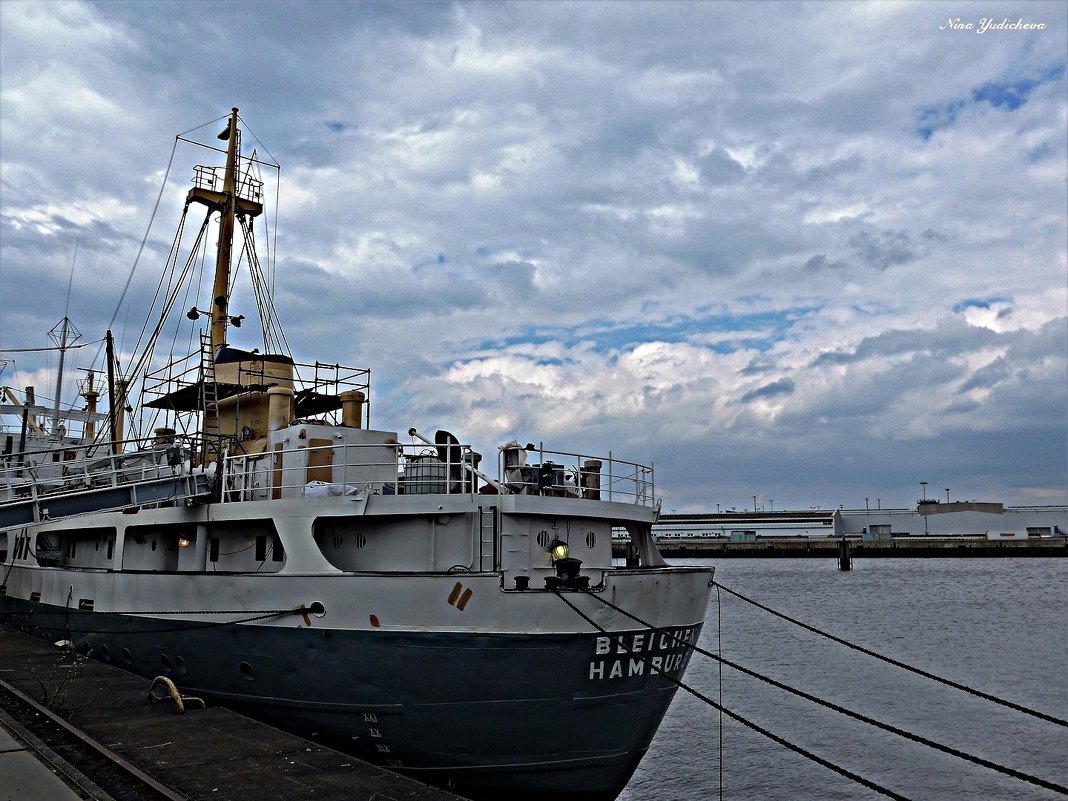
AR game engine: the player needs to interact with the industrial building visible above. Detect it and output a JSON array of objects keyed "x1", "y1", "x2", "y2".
[{"x1": 653, "y1": 503, "x2": 1067, "y2": 542}]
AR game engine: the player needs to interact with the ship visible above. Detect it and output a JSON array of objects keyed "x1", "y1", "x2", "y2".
[{"x1": 0, "y1": 108, "x2": 714, "y2": 800}]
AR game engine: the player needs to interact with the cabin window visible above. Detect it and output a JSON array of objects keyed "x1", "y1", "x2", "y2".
[
  {"x1": 255, "y1": 535, "x2": 267, "y2": 562},
  {"x1": 210, "y1": 537, "x2": 220, "y2": 563}
]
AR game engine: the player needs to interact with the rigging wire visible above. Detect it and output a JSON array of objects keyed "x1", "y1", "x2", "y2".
[
  {"x1": 241, "y1": 218, "x2": 291, "y2": 356},
  {"x1": 92, "y1": 137, "x2": 181, "y2": 374},
  {"x1": 122, "y1": 215, "x2": 208, "y2": 393},
  {"x1": 0, "y1": 343, "x2": 93, "y2": 354},
  {"x1": 563, "y1": 587, "x2": 1068, "y2": 796},
  {"x1": 269, "y1": 166, "x2": 280, "y2": 297},
  {"x1": 713, "y1": 581, "x2": 1068, "y2": 728}
]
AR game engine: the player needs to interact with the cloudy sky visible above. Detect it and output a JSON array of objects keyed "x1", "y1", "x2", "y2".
[{"x1": 1, "y1": 0, "x2": 1065, "y2": 512}]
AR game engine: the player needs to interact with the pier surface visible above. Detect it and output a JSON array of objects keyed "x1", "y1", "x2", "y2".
[{"x1": 0, "y1": 625, "x2": 459, "y2": 801}]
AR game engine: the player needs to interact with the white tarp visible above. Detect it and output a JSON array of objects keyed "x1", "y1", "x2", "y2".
[{"x1": 304, "y1": 480, "x2": 361, "y2": 497}]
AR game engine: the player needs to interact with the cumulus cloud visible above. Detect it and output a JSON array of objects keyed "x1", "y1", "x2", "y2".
[{"x1": 1, "y1": 0, "x2": 1064, "y2": 510}]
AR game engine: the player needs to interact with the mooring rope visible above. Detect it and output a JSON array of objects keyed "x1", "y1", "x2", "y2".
[
  {"x1": 715, "y1": 582, "x2": 724, "y2": 801},
  {"x1": 713, "y1": 581, "x2": 1068, "y2": 728},
  {"x1": 553, "y1": 589, "x2": 915, "y2": 801},
  {"x1": 568, "y1": 587, "x2": 1068, "y2": 795}
]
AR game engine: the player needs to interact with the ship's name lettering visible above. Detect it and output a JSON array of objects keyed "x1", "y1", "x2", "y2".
[
  {"x1": 588, "y1": 652, "x2": 689, "y2": 680},
  {"x1": 587, "y1": 626, "x2": 697, "y2": 681},
  {"x1": 591, "y1": 626, "x2": 697, "y2": 656}
]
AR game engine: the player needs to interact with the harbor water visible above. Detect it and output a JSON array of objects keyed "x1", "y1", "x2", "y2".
[{"x1": 619, "y1": 558, "x2": 1068, "y2": 800}]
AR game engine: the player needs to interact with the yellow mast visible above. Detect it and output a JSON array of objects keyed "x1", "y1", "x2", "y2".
[
  {"x1": 210, "y1": 107, "x2": 240, "y2": 356},
  {"x1": 182, "y1": 108, "x2": 264, "y2": 457},
  {"x1": 186, "y1": 107, "x2": 263, "y2": 358}
]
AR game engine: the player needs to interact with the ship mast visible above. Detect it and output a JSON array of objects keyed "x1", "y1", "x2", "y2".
[
  {"x1": 186, "y1": 107, "x2": 263, "y2": 358},
  {"x1": 47, "y1": 315, "x2": 81, "y2": 436},
  {"x1": 181, "y1": 108, "x2": 264, "y2": 456},
  {"x1": 210, "y1": 108, "x2": 240, "y2": 356}
]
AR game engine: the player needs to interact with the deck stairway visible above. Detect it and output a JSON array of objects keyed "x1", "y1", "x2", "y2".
[{"x1": 0, "y1": 450, "x2": 211, "y2": 532}]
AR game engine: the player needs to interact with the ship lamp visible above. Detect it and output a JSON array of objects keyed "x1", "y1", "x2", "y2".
[{"x1": 549, "y1": 538, "x2": 569, "y2": 562}]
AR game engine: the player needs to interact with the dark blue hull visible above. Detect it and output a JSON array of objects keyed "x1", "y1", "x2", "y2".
[{"x1": 1, "y1": 599, "x2": 700, "y2": 800}]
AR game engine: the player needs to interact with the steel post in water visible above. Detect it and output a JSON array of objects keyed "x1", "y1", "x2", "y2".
[{"x1": 838, "y1": 537, "x2": 852, "y2": 571}]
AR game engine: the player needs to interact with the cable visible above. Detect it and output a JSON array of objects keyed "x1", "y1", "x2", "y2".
[
  {"x1": 571, "y1": 587, "x2": 1068, "y2": 796},
  {"x1": 553, "y1": 590, "x2": 914, "y2": 801},
  {"x1": 715, "y1": 582, "x2": 724, "y2": 801},
  {"x1": 713, "y1": 581, "x2": 1068, "y2": 728}
]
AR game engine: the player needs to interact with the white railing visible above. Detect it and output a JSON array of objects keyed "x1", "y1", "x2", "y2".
[
  {"x1": 221, "y1": 436, "x2": 656, "y2": 506},
  {"x1": 0, "y1": 438, "x2": 188, "y2": 500},
  {"x1": 497, "y1": 442, "x2": 654, "y2": 505}
]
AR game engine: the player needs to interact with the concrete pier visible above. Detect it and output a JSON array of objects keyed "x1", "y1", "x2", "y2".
[
  {"x1": 0, "y1": 625, "x2": 460, "y2": 801},
  {"x1": 616, "y1": 535, "x2": 1068, "y2": 560}
]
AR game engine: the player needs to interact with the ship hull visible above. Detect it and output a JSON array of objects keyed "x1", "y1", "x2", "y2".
[{"x1": 1, "y1": 566, "x2": 710, "y2": 799}]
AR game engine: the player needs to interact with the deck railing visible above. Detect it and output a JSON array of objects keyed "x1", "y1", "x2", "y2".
[
  {"x1": 220, "y1": 437, "x2": 656, "y2": 506},
  {"x1": 0, "y1": 429, "x2": 656, "y2": 513}
]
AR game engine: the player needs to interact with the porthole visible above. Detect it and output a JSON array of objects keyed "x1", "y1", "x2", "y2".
[
  {"x1": 174, "y1": 656, "x2": 187, "y2": 674},
  {"x1": 586, "y1": 531, "x2": 597, "y2": 549},
  {"x1": 354, "y1": 532, "x2": 367, "y2": 549},
  {"x1": 122, "y1": 647, "x2": 133, "y2": 665},
  {"x1": 151, "y1": 540, "x2": 157, "y2": 552},
  {"x1": 536, "y1": 530, "x2": 550, "y2": 547},
  {"x1": 239, "y1": 661, "x2": 256, "y2": 681},
  {"x1": 161, "y1": 654, "x2": 173, "y2": 671},
  {"x1": 309, "y1": 601, "x2": 326, "y2": 618},
  {"x1": 99, "y1": 644, "x2": 110, "y2": 661}
]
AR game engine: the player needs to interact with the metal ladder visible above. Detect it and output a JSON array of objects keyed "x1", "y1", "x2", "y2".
[
  {"x1": 199, "y1": 332, "x2": 217, "y2": 413},
  {"x1": 198, "y1": 332, "x2": 219, "y2": 464},
  {"x1": 478, "y1": 505, "x2": 499, "y2": 571}
]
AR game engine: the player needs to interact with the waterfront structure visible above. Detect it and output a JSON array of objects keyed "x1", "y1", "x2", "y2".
[{"x1": 653, "y1": 504, "x2": 1067, "y2": 541}]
